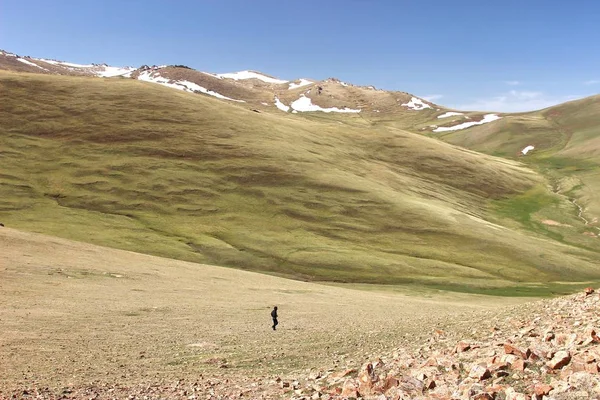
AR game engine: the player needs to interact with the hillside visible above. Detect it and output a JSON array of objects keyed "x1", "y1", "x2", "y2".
[
  {"x1": 2, "y1": 70, "x2": 600, "y2": 294},
  {"x1": 413, "y1": 96, "x2": 600, "y2": 248}
]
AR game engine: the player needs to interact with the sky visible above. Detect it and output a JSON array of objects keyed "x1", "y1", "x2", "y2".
[{"x1": 1, "y1": 0, "x2": 599, "y2": 112}]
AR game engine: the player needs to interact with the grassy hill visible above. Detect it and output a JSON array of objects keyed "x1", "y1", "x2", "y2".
[
  {"x1": 2, "y1": 71, "x2": 600, "y2": 294},
  {"x1": 416, "y1": 96, "x2": 600, "y2": 243}
]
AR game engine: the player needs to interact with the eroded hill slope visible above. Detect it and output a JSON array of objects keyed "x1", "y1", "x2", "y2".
[{"x1": 2, "y1": 71, "x2": 600, "y2": 292}]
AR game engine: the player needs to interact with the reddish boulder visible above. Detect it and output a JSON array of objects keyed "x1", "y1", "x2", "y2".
[
  {"x1": 456, "y1": 341, "x2": 471, "y2": 353},
  {"x1": 341, "y1": 379, "x2": 359, "y2": 398},
  {"x1": 469, "y1": 364, "x2": 491, "y2": 380},
  {"x1": 511, "y1": 358, "x2": 527, "y2": 372},
  {"x1": 503, "y1": 343, "x2": 530, "y2": 359},
  {"x1": 547, "y1": 351, "x2": 571, "y2": 370},
  {"x1": 533, "y1": 383, "x2": 553, "y2": 396}
]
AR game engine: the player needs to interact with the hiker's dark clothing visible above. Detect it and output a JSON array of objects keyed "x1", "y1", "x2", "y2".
[{"x1": 271, "y1": 308, "x2": 278, "y2": 330}]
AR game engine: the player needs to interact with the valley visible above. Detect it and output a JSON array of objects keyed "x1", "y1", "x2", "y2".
[{"x1": 2, "y1": 47, "x2": 600, "y2": 398}]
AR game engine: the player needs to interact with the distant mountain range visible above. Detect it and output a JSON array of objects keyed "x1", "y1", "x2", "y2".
[{"x1": 0, "y1": 48, "x2": 506, "y2": 133}]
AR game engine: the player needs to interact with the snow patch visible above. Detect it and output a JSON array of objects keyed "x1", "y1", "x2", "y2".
[
  {"x1": 34, "y1": 58, "x2": 133, "y2": 77},
  {"x1": 200, "y1": 71, "x2": 221, "y2": 79},
  {"x1": 217, "y1": 70, "x2": 288, "y2": 84},
  {"x1": 274, "y1": 97, "x2": 290, "y2": 112},
  {"x1": 521, "y1": 145, "x2": 535, "y2": 155},
  {"x1": 17, "y1": 58, "x2": 48, "y2": 70},
  {"x1": 433, "y1": 114, "x2": 501, "y2": 132},
  {"x1": 96, "y1": 66, "x2": 135, "y2": 78},
  {"x1": 401, "y1": 97, "x2": 432, "y2": 110},
  {"x1": 138, "y1": 71, "x2": 245, "y2": 102},
  {"x1": 288, "y1": 79, "x2": 313, "y2": 90},
  {"x1": 261, "y1": 102, "x2": 269, "y2": 106},
  {"x1": 339, "y1": 81, "x2": 349, "y2": 87},
  {"x1": 59, "y1": 61, "x2": 95, "y2": 68},
  {"x1": 437, "y1": 111, "x2": 464, "y2": 119},
  {"x1": 290, "y1": 95, "x2": 360, "y2": 113},
  {"x1": 35, "y1": 58, "x2": 60, "y2": 65}
]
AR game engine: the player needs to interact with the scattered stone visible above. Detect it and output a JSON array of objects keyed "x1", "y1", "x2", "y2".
[
  {"x1": 547, "y1": 351, "x2": 571, "y2": 370},
  {"x1": 503, "y1": 343, "x2": 531, "y2": 359},
  {"x1": 533, "y1": 383, "x2": 553, "y2": 396},
  {"x1": 469, "y1": 364, "x2": 491, "y2": 380}
]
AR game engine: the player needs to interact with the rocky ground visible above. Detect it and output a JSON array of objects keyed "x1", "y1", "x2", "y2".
[
  {"x1": 3, "y1": 288, "x2": 600, "y2": 399},
  {"x1": 289, "y1": 287, "x2": 600, "y2": 400}
]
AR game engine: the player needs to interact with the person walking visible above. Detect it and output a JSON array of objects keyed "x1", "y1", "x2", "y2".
[{"x1": 271, "y1": 306, "x2": 278, "y2": 331}]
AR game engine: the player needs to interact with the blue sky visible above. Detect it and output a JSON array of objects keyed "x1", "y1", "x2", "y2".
[{"x1": 1, "y1": 0, "x2": 599, "y2": 112}]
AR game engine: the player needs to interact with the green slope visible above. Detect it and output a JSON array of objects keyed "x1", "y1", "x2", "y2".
[
  {"x1": 2, "y1": 71, "x2": 600, "y2": 294},
  {"x1": 410, "y1": 96, "x2": 600, "y2": 252}
]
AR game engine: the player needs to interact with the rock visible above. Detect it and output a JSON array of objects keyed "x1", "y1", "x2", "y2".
[
  {"x1": 503, "y1": 343, "x2": 530, "y2": 359},
  {"x1": 544, "y1": 332, "x2": 555, "y2": 342},
  {"x1": 533, "y1": 383, "x2": 553, "y2": 396},
  {"x1": 472, "y1": 393, "x2": 494, "y2": 400},
  {"x1": 424, "y1": 379, "x2": 436, "y2": 390},
  {"x1": 357, "y1": 363, "x2": 376, "y2": 392},
  {"x1": 456, "y1": 341, "x2": 471, "y2": 353},
  {"x1": 468, "y1": 364, "x2": 491, "y2": 380},
  {"x1": 504, "y1": 387, "x2": 527, "y2": 400},
  {"x1": 340, "y1": 379, "x2": 359, "y2": 398},
  {"x1": 510, "y1": 358, "x2": 526, "y2": 372},
  {"x1": 400, "y1": 376, "x2": 424, "y2": 393},
  {"x1": 568, "y1": 371, "x2": 594, "y2": 387},
  {"x1": 547, "y1": 351, "x2": 571, "y2": 369}
]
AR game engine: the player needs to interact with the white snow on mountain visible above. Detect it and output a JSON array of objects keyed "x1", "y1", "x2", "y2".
[
  {"x1": 274, "y1": 97, "x2": 290, "y2": 112},
  {"x1": 290, "y1": 95, "x2": 360, "y2": 113},
  {"x1": 521, "y1": 145, "x2": 535, "y2": 155},
  {"x1": 137, "y1": 71, "x2": 245, "y2": 102},
  {"x1": 1, "y1": 50, "x2": 17, "y2": 57},
  {"x1": 288, "y1": 79, "x2": 313, "y2": 90},
  {"x1": 339, "y1": 81, "x2": 349, "y2": 87},
  {"x1": 433, "y1": 114, "x2": 501, "y2": 132},
  {"x1": 217, "y1": 70, "x2": 288, "y2": 84},
  {"x1": 33, "y1": 58, "x2": 134, "y2": 77},
  {"x1": 36, "y1": 58, "x2": 95, "y2": 68},
  {"x1": 17, "y1": 58, "x2": 48, "y2": 71},
  {"x1": 35, "y1": 58, "x2": 60, "y2": 65},
  {"x1": 401, "y1": 97, "x2": 432, "y2": 110},
  {"x1": 200, "y1": 71, "x2": 222, "y2": 79},
  {"x1": 60, "y1": 61, "x2": 95, "y2": 68},
  {"x1": 97, "y1": 66, "x2": 136, "y2": 78},
  {"x1": 437, "y1": 111, "x2": 464, "y2": 119}
]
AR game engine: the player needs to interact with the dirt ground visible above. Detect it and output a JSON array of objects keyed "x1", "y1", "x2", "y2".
[{"x1": 0, "y1": 227, "x2": 530, "y2": 395}]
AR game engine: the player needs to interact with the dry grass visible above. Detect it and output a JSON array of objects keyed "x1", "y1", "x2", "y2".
[{"x1": 0, "y1": 227, "x2": 528, "y2": 392}]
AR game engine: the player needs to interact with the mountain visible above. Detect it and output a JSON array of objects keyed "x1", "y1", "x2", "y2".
[
  {"x1": 1, "y1": 50, "x2": 600, "y2": 294},
  {"x1": 0, "y1": 49, "x2": 445, "y2": 123}
]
